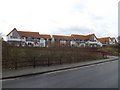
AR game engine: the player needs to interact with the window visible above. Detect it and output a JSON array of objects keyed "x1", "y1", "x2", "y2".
[
  {"x1": 34, "y1": 37, "x2": 37, "y2": 40},
  {"x1": 40, "y1": 38, "x2": 44, "y2": 40},
  {"x1": 27, "y1": 37, "x2": 32, "y2": 41},
  {"x1": 28, "y1": 37, "x2": 31, "y2": 39},
  {"x1": 21, "y1": 37, "x2": 24, "y2": 39}
]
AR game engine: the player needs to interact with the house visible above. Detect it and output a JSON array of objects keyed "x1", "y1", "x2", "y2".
[
  {"x1": 71, "y1": 34, "x2": 102, "y2": 47},
  {"x1": 7, "y1": 28, "x2": 51, "y2": 47},
  {"x1": 98, "y1": 37, "x2": 115, "y2": 46},
  {"x1": 110, "y1": 37, "x2": 117, "y2": 45},
  {"x1": 7, "y1": 28, "x2": 40, "y2": 47},
  {"x1": 7, "y1": 28, "x2": 117, "y2": 48},
  {"x1": 52, "y1": 35, "x2": 73, "y2": 47}
]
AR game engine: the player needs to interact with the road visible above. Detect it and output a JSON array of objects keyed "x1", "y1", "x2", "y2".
[{"x1": 3, "y1": 60, "x2": 118, "y2": 88}]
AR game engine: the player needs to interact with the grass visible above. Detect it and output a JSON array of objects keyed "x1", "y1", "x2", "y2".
[
  {"x1": 2, "y1": 41, "x2": 106, "y2": 70},
  {"x1": 98, "y1": 45, "x2": 119, "y2": 56}
]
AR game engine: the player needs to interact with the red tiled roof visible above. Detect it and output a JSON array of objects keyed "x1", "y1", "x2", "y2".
[
  {"x1": 17, "y1": 31, "x2": 40, "y2": 38},
  {"x1": 7, "y1": 28, "x2": 51, "y2": 39},
  {"x1": 98, "y1": 37, "x2": 110, "y2": 43},
  {"x1": 39, "y1": 34, "x2": 51, "y2": 39},
  {"x1": 52, "y1": 35, "x2": 73, "y2": 40},
  {"x1": 71, "y1": 34, "x2": 95, "y2": 40}
]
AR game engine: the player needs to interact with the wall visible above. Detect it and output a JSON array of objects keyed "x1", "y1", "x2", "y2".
[{"x1": 40, "y1": 38, "x2": 45, "y2": 47}]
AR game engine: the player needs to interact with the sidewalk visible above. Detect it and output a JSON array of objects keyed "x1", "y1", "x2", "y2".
[{"x1": 2, "y1": 56, "x2": 118, "y2": 79}]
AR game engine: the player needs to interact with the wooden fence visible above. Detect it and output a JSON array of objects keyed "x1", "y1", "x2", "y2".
[
  {"x1": 2, "y1": 52, "x2": 110, "y2": 70},
  {"x1": 2, "y1": 46, "x2": 112, "y2": 70}
]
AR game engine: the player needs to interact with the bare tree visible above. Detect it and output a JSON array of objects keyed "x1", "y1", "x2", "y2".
[
  {"x1": 0, "y1": 33, "x2": 3, "y2": 40},
  {"x1": 0, "y1": 32, "x2": 6, "y2": 41}
]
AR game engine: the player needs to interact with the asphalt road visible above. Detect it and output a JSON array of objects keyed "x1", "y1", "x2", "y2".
[{"x1": 3, "y1": 60, "x2": 118, "y2": 88}]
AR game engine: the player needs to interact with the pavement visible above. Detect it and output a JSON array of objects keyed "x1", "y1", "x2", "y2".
[
  {"x1": 2, "y1": 56, "x2": 118, "y2": 80},
  {"x1": 3, "y1": 59, "x2": 118, "y2": 88}
]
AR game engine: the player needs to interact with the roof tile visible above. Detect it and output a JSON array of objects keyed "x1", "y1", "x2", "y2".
[
  {"x1": 71, "y1": 34, "x2": 95, "y2": 40},
  {"x1": 52, "y1": 35, "x2": 73, "y2": 40},
  {"x1": 39, "y1": 34, "x2": 51, "y2": 39},
  {"x1": 17, "y1": 31, "x2": 40, "y2": 38}
]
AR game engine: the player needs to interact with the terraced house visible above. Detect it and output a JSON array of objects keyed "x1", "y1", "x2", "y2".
[
  {"x1": 7, "y1": 28, "x2": 51, "y2": 47},
  {"x1": 51, "y1": 35, "x2": 74, "y2": 47},
  {"x1": 7, "y1": 28, "x2": 117, "y2": 47}
]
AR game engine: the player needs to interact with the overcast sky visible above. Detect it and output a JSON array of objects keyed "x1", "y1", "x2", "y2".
[{"x1": 0, "y1": 0, "x2": 119, "y2": 39}]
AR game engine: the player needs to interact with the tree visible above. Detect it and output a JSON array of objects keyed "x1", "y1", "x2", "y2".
[
  {"x1": 0, "y1": 32, "x2": 3, "y2": 37},
  {"x1": 0, "y1": 32, "x2": 3, "y2": 39}
]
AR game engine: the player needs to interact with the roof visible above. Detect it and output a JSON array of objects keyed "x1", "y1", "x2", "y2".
[
  {"x1": 71, "y1": 34, "x2": 96, "y2": 40},
  {"x1": 98, "y1": 37, "x2": 110, "y2": 43},
  {"x1": 7, "y1": 28, "x2": 40, "y2": 38},
  {"x1": 52, "y1": 35, "x2": 73, "y2": 40},
  {"x1": 7, "y1": 28, "x2": 52, "y2": 39},
  {"x1": 39, "y1": 34, "x2": 51, "y2": 39},
  {"x1": 17, "y1": 31, "x2": 40, "y2": 38}
]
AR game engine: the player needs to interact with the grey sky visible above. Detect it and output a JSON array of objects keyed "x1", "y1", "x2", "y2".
[{"x1": 0, "y1": 0, "x2": 119, "y2": 39}]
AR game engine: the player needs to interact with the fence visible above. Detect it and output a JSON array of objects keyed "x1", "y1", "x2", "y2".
[
  {"x1": 2, "y1": 53, "x2": 104, "y2": 70},
  {"x1": 2, "y1": 46, "x2": 112, "y2": 70}
]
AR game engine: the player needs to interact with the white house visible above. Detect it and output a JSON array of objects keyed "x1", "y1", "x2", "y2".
[
  {"x1": 7, "y1": 28, "x2": 51, "y2": 47},
  {"x1": 98, "y1": 37, "x2": 117, "y2": 46},
  {"x1": 71, "y1": 34, "x2": 102, "y2": 47},
  {"x1": 7, "y1": 28, "x2": 117, "y2": 48}
]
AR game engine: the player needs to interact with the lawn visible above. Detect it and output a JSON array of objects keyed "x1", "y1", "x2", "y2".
[{"x1": 98, "y1": 45, "x2": 119, "y2": 56}]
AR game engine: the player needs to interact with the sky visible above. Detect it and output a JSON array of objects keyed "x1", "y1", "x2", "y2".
[{"x1": 0, "y1": 0, "x2": 119, "y2": 40}]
